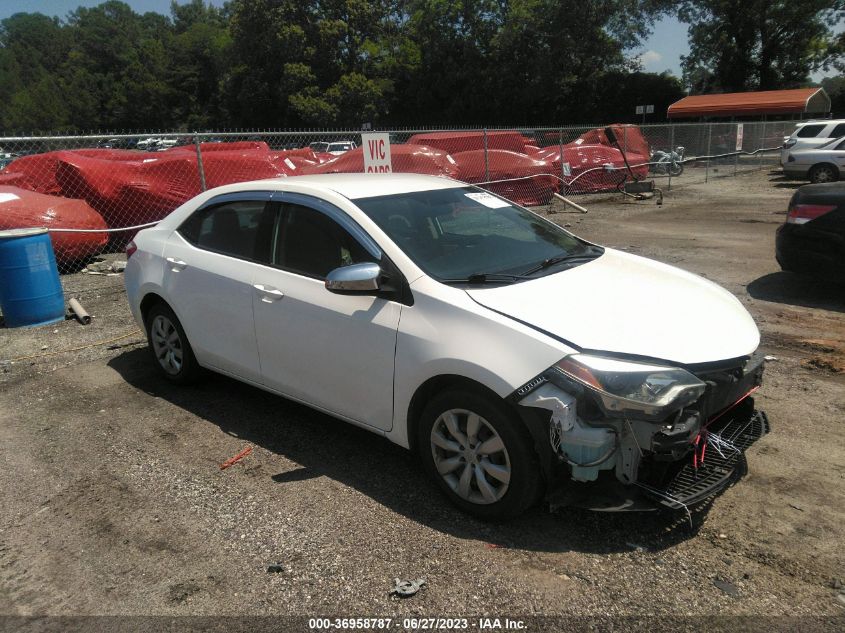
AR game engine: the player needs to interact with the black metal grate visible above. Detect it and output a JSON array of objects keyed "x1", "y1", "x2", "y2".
[{"x1": 641, "y1": 410, "x2": 769, "y2": 510}]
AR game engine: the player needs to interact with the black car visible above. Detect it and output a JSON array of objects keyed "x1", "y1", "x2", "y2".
[{"x1": 776, "y1": 182, "x2": 845, "y2": 280}]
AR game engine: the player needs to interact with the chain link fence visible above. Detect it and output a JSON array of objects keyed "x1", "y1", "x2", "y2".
[{"x1": 0, "y1": 121, "x2": 794, "y2": 292}]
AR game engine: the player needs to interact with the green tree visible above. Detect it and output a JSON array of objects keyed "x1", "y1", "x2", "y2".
[
  {"x1": 821, "y1": 75, "x2": 845, "y2": 117},
  {"x1": 0, "y1": 12, "x2": 71, "y2": 131},
  {"x1": 61, "y1": 1, "x2": 175, "y2": 129},
  {"x1": 678, "y1": 0, "x2": 842, "y2": 93},
  {"x1": 224, "y1": 0, "x2": 319, "y2": 127},
  {"x1": 166, "y1": 0, "x2": 232, "y2": 129}
]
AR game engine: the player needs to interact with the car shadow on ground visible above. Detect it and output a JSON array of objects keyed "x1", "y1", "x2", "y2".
[
  {"x1": 747, "y1": 271, "x2": 845, "y2": 313},
  {"x1": 109, "y1": 349, "x2": 707, "y2": 555},
  {"x1": 767, "y1": 173, "x2": 804, "y2": 190}
]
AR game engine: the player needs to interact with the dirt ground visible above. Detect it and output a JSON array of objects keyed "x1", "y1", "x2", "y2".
[{"x1": 0, "y1": 169, "x2": 843, "y2": 629}]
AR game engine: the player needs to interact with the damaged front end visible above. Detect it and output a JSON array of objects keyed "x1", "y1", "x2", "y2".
[{"x1": 515, "y1": 352, "x2": 769, "y2": 512}]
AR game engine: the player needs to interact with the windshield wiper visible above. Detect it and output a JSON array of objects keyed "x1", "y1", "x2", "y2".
[
  {"x1": 520, "y1": 247, "x2": 603, "y2": 277},
  {"x1": 442, "y1": 272, "x2": 531, "y2": 285}
]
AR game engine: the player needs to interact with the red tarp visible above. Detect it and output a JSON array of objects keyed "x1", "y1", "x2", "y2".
[
  {"x1": 576, "y1": 124, "x2": 651, "y2": 160},
  {"x1": 53, "y1": 152, "x2": 204, "y2": 227},
  {"x1": 450, "y1": 150, "x2": 557, "y2": 206},
  {"x1": 1, "y1": 146, "x2": 285, "y2": 230},
  {"x1": 269, "y1": 148, "x2": 321, "y2": 175},
  {"x1": 0, "y1": 186, "x2": 108, "y2": 262},
  {"x1": 163, "y1": 142, "x2": 284, "y2": 188},
  {"x1": 406, "y1": 131, "x2": 527, "y2": 154},
  {"x1": 300, "y1": 144, "x2": 461, "y2": 178},
  {"x1": 0, "y1": 131, "x2": 652, "y2": 244},
  {"x1": 535, "y1": 144, "x2": 649, "y2": 192}
]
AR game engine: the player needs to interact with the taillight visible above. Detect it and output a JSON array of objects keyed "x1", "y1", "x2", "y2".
[
  {"x1": 126, "y1": 240, "x2": 138, "y2": 258},
  {"x1": 786, "y1": 203, "x2": 836, "y2": 224}
]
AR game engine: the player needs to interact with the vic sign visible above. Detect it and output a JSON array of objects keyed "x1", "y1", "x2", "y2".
[{"x1": 362, "y1": 133, "x2": 392, "y2": 173}]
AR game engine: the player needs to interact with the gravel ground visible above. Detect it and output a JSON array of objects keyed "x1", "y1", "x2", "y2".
[{"x1": 0, "y1": 169, "x2": 843, "y2": 631}]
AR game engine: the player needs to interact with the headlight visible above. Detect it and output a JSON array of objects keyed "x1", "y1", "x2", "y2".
[{"x1": 546, "y1": 354, "x2": 706, "y2": 420}]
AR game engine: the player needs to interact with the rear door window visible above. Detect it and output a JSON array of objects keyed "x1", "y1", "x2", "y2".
[
  {"x1": 796, "y1": 124, "x2": 826, "y2": 138},
  {"x1": 179, "y1": 199, "x2": 276, "y2": 263},
  {"x1": 830, "y1": 123, "x2": 845, "y2": 138}
]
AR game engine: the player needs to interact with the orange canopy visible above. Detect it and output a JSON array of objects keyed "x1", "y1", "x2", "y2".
[{"x1": 667, "y1": 88, "x2": 830, "y2": 119}]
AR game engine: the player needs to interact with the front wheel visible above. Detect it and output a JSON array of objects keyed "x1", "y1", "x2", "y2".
[
  {"x1": 417, "y1": 390, "x2": 542, "y2": 520},
  {"x1": 808, "y1": 163, "x2": 838, "y2": 184},
  {"x1": 669, "y1": 162, "x2": 684, "y2": 176}
]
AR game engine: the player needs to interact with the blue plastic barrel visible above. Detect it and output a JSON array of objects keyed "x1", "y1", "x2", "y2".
[{"x1": 0, "y1": 228, "x2": 65, "y2": 328}]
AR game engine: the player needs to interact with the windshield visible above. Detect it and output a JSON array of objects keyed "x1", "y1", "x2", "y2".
[{"x1": 353, "y1": 186, "x2": 599, "y2": 281}]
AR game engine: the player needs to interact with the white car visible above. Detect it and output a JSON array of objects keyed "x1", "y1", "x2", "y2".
[
  {"x1": 125, "y1": 174, "x2": 768, "y2": 519},
  {"x1": 781, "y1": 119, "x2": 845, "y2": 165},
  {"x1": 326, "y1": 141, "x2": 356, "y2": 156},
  {"x1": 783, "y1": 136, "x2": 845, "y2": 183}
]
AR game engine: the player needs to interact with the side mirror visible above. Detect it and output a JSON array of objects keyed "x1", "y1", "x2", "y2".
[{"x1": 325, "y1": 262, "x2": 381, "y2": 294}]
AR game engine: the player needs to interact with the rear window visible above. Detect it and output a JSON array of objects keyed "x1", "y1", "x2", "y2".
[
  {"x1": 796, "y1": 124, "x2": 826, "y2": 138},
  {"x1": 830, "y1": 123, "x2": 845, "y2": 138}
]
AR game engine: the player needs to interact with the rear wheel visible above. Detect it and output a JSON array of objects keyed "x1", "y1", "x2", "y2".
[
  {"x1": 417, "y1": 390, "x2": 542, "y2": 520},
  {"x1": 145, "y1": 302, "x2": 201, "y2": 384},
  {"x1": 808, "y1": 163, "x2": 839, "y2": 184}
]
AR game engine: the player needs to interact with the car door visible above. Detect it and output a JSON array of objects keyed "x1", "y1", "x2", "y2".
[
  {"x1": 833, "y1": 139, "x2": 845, "y2": 173},
  {"x1": 252, "y1": 193, "x2": 401, "y2": 431},
  {"x1": 163, "y1": 192, "x2": 276, "y2": 383}
]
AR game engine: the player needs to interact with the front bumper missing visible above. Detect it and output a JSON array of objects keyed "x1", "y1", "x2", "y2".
[
  {"x1": 543, "y1": 400, "x2": 770, "y2": 513},
  {"x1": 635, "y1": 407, "x2": 769, "y2": 511}
]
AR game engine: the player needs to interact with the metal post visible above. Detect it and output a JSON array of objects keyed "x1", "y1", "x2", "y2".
[
  {"x1": 194, "y1": 133, "x2": 207, "y2": 191},
  {"x1": 760, "y1": 120, "x2": 767, "y2": 171},
  {"x1": 668, "y1": 124, "x2": 675, "y2": 191},
  {"x1": 705, "y1": 124, "x2": 712, "y2": 183},
  {"x1": 734, "y1": 124, "x2": 739, "y2": 178},
  {"x1": 559, "y1": 129, "x2": 565, "y2": 186},
  {"x1": 483, "y1": 128, "x2": 489, "y2": 182}
]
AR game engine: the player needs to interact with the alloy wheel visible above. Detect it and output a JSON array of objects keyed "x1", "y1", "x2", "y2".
[
  {"x1": 430, "y1": 408, "x2": 511, "y2": 505},
  {"x1": 150, "y1": 314, "x2": 183, "y2": 375},
  {"x1": 813, "y1": 166, "x2": 836, "y2": 183}
]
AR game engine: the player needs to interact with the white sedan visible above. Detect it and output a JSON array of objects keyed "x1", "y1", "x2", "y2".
[
  {"x1": 783, "y1": 136, "x2": 845, "y2": 183},
  {"x1": 125, "y1": 174, "x2": 768, "y2": 518}
]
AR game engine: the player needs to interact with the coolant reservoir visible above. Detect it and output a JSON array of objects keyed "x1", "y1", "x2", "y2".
[
  {"x1": 559, "y1": 424, "x2": 616, "y2": 481},
  {"x1": 520, "y1": 383, "x2": 617, "y2": 481}
]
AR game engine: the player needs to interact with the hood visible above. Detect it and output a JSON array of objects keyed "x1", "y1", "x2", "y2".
[{"x1": 465, "y1": 248, "x2": 759, "y2": 366}]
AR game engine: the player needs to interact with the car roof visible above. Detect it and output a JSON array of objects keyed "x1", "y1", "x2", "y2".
[
  {"x1": 220, "y1": 173, "x2": 466, "y2": 200},
  {"x1": 794, "y1": 119, "x2": 845, "y2": 127}
]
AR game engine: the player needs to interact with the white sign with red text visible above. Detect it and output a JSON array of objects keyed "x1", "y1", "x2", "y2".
[
  {"x1": 362, "y1": 133, "x2": 392, "y2": 173},
  {"x1": 736, "y1": 124, "x2": 744, "y2": 151}
]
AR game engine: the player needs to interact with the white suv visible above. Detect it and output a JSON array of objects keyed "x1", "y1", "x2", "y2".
[
  {"x1": 124, "y1": 174, "x2": 768, "y2": 519},
  {"x1": 781, "y1": 119, "x2": 845, "y2": 165}
]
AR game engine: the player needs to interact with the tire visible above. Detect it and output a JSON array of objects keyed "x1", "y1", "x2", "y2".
[
  {"x1": 808, "y1": 163, "x2": 839, "y2": 184},
  {"x1": 417, "y1": 389, "x2": 542, "y2": 520},
  {"x1": 669, "y1": 162, "x2": 684, "y2": 177},
  {"x1": 144, "y1": 302, "x2": 202, "y2": 384}
]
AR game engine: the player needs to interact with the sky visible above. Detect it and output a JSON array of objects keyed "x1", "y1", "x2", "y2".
[{"x1": 0, "y1": 1, "x2": 836, "y2": 82}]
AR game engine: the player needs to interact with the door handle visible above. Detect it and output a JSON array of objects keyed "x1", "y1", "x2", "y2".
[
  {"x1": 166, "y1": 257, "x2": 187, "y2": 271},
  {"x1": 253, "y1": 284, "x2": 285, "y2": 302}
]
